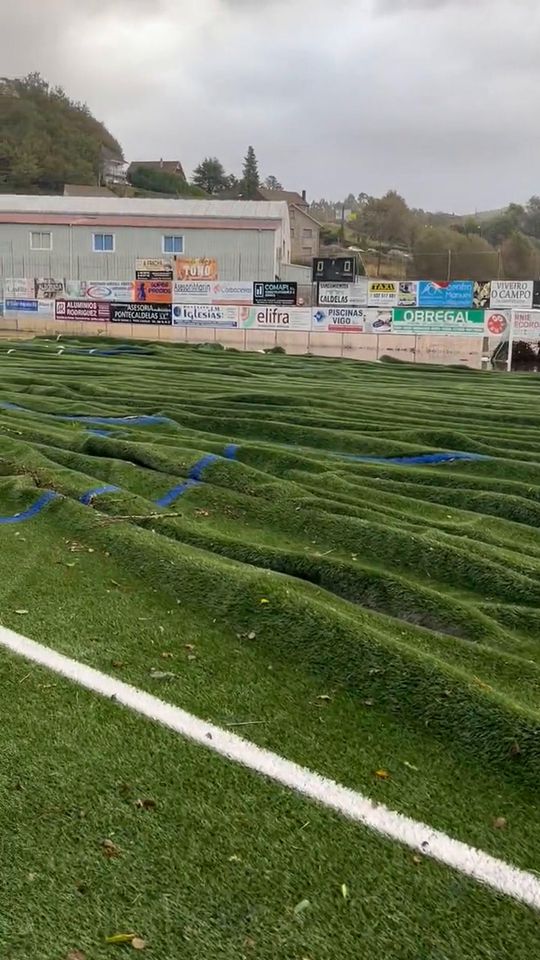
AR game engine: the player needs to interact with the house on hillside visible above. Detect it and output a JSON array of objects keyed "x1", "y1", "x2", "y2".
[
  {"x1": 101, "y1": 146, "x2": 128, "y2": 185},
  {"x1": 258, "y1": 188, "x2": 320, "y2": 265},
  {"x1": 127, "y1": 159, "x2": 186, "y2": 181}
]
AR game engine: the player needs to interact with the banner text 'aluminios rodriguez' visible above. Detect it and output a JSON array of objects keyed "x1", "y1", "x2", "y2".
[
  {"x1": 109, "y1": 303, "x2": 173, "y2": 325},
  {"x1": 392, "y1": 308, "x2": 485, "y2": 335},
  {"x1": 417, "y1": 281, "x2": 474, "y2": 308},
  {"x1": 55, "y1": 300, "x2": 111, "y2": 321},
  {"x1": 172, "y1": 305, "x2": 239, "y2": 327},
  {"x1": 239, "y1": 307, "x2": 311, "y2": 330}
]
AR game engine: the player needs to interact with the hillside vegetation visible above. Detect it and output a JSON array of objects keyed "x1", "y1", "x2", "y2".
[{"x1": 0, "y1": 73, "x2": 123, "y2": 193}]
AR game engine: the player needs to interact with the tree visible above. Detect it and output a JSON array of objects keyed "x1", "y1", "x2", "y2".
[
  {"x1": 482, "y1": 204, "x2": 525, "y2": 246},
  {"x1": 130, "y1": 165, "x2": 206, "y2": 198},
  {"x1": 523, "y1": 197, "x2": 540, "y2": 240},
  {"x1": 501, "y1": 231, "x2": 537, "y2": 279},
  {"x1": 356, "y1": 191, "x2": 414, "y2": 247},
  {"x1": 192, "y1": 157, "x2": 228, "y2": 195},
  {"x1": 413, "y1": 226, "x2": 498, "y2": 280},
  {"x1": 263, "y1": 175, "x2": 283, "y2": 191},
  {"x1": 241, "y1": 145, "x2": 260, "y2": 199}
]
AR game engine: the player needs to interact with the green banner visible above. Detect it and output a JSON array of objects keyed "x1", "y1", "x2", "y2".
[{"x1": 392, "y1": 308, "x2": 485, "y2": 336}]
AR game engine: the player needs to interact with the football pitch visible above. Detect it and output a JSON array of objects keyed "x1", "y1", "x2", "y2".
[{"x1": 0, "y1": 337, "x2": 538, "y2": 959}]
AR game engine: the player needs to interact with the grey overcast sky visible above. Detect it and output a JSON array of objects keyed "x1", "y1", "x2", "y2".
[{"x1": 1, "y1": 0, "x2": 538, "y2": 212}]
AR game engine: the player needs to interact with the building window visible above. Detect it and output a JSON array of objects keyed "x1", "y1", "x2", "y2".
[
  {"x1": 93, "y1": 233, "x2": 115, "y2": 252},
  {"x1": 303, "y1": 228, "x2": 313, "y2": 239},
  {"x1": 30, "y1": 231, "x2": 52, "y2": 251},
  {"x1": 162, "y1": 235, "x2": 184, "y2": 254},
  {"x1": 302, "y1": 246, "x2": 312, "y2": 254}
]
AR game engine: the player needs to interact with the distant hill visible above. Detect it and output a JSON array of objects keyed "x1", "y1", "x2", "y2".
[{"x1": 0, "y1": 73, "x2": 123, "y2": 194}]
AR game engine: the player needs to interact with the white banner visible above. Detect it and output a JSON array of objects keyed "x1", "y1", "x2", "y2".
[
  {"x1": 65, "y1": 280, "x2": 135, "y2": 301},
  {"x1": 312, "y1": 306, "x2": 369, "y2": 332},
  {"x1": 172, "y1": 304, "x2": 239, "y2": 327},
  {"x1": 239, "y1": 306, "x2": 311, "y2": 331},
  {"x1": 317, "y1": 283, "x2": 367, "y2": 306},
  {"x1": 4, "y1": 278, "x2": 35, "y2": 299},
  {"x1": 173, "y1": 280, "x2": 252, "y2": 304},
  {"x1": 35, "y1": 278, "x2": 65, "y2": 299},
  {"x1": 490, "y1": 281, "x2": 533, "y2": 309},
  {"x1": 368, "y1": 281, "x2": 399, "y2": 307},
  {"x1": 511, "y1": 310, "x2": 540, "y2": 341},
  {"x1": 484, "y1": 310, "x2": 510, "y2": 339}
]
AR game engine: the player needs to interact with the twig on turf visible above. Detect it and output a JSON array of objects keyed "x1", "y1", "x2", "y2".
[{"x1": 97, "y1": 512, "x2": 183, "y2": 523}]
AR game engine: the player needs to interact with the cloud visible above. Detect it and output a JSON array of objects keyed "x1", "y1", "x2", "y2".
[{"x1": 1, "y1": 0, "x2": 539, "y2": 212}]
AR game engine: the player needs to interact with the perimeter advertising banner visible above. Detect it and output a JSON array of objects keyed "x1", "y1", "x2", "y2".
[
  {"x1": 4, "y1": 299, "x2": 54, "y2": 317},
  {"x1": 490, "y1": 281, "x2": 533, "y2": 309},
  {"x1": 135, "y1": 258, "x2": 173, "y2": 281},
  {"x1": 110, "y1": 303, "x2": 173, "y2": 325},
  {"x1": 174, "y1": 258, "x2": 218, "y2": 281},
  {"x1": 392, "y1": 308, "x2": 485, "y2": 335},
  {"x1": 511, "y1": 310, "x2": 540, "y2": 341},
  {"x1": 172, "y1": 281, "x2": 253, "y2": 305},
  {"x1": 473, "y1": 281, "x2": 491, "y2": 308},
  {"x1": 133, "y1": 280, "x2": 172, "y2": 303},
  {"x1": 35, "y1": 278, "x2": 65, "y2": 299},
  {"x1": 239, "y1": 306, "x2": 311, "y2": 331},
  {"x1": 312, "y1": 306, "x2": 369, "y2": 332},
  {"x1": 417, "y1": 281, "x2": 474, "y2": 308},
  {"x1": 484, "y1": 310, "x2": 510, "y2": 338},
  {"x1": 368, "y1": 281, "x2": 399, "y2": 307},
  {"x1": 317, "y1": 283, "x2": 368, "y2": 307},
  {"x1": 56, "y1": 300, "x2": 111, "y2": 321},
  {"x1": 253, "y1": 281, "x2": 297, "y2": 305},
  {"x1": 65, "y1": 280, "x2": 135, "y2": 301},
  {"x1": 4, "y1": 279, "x2": 36, "y2": 299},
  {"x1": 172, "y1": 304, "x2": 239, "y2": 327}
]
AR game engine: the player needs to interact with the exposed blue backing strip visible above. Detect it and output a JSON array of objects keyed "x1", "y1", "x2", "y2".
[
  {"x1": 341, "y1": 451, "x2": 489, "y2": 466},
  {"x1": 0, "y1": 491, "x2": 60, "y2": 525},
  {"x1": 0, "y1": 400, "x2": 174, "y2": 429},
  {"x1": 154, "y1": 479, "x2": 201, "y2": 509},
  {"x1": 79, "y1": 485, "x2": 121, "y2": 506}
]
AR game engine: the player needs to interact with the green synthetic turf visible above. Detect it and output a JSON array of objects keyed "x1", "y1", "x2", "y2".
[{"x1": 0, "y1": 337, "x2": 538, "y2": 956}]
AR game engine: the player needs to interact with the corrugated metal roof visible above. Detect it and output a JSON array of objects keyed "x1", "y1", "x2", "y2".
[{"x1": 0, "y1": 195, "x2": 289, "y2": 222}]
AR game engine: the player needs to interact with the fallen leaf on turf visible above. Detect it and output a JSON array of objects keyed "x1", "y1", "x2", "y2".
[
  {"x1": 101, "y1": 839, "x2": 120, "y2": 858},
  {"x1": 293, "y1": 899, "x2": 310, "y2": 915},
  {"x1": 341, "y1": 883, "x2": 349, "y2": 900},
  {"x1": 105, "y1": 933, "x2": 136, "y2": 945},
  {"x1": 375, "y1": 769, "x2": 391, "y2": 780},
  {"x1": 510, "y1": 742, "x2": 522, "y2": 757},
  {"x1": 259, "y1": 598, "x2": 270, "y2": 605},
  {"x1": 111, "y1": 661, "x2": 124, "y2": 669},
  {"x1": 403, "y1": 761, "x2": 419, "y2": 771},
  {"x1": 412, "y1": 855, "x2": 423, "y2": 866},
  {"x1": 184, "y1": 644, "x2": 195, "y2": 652},
  {"x1": 131, "y1": 938, "x2": 146, "y2": 951},
  {"x1": 66, "y1": 951, "x2": 86, "y2": 960},
  {"x1": 65, "y1": 562, "x2": 76, "y2": 568},
  {"x1": 316, "y1": 694, "x2": 332, "y2": 702},
  {"x1": 135, "y1": 798, "x2": 157, "y2": 811},
  {"x1": 493, "y1": 817, "x2": 507, "y2": 830},
  {"x1": 247, "y1": 632, "x2": 256, "y2": 640},
  {"x1": 161, "y1": 652, "x2": 174, "y2": 660},
  {"x1": 228, "y1": 855, "x2": 242, "y2": 862},
  {"x1": 149, "y1": 670, "x2": 176, "y2": 680},
  {"x1": 15, "y1": 610, "x2": 29, "y2": 615}
]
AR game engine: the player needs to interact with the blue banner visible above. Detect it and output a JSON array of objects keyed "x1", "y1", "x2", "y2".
[
  {"x1": 5, "y1": 299, "x2": 38, "y2": 312},
  {"x1": 418, "y1": 281, "x2": 474, "y2": 308}
]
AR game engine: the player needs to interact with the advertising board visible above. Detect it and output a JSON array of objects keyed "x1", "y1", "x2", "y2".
[
  {"x1": 239, "y1": 307, "x2": 311, "y2": 331},
  {"x1": 368, "y1": 281, "x2": 399, "y2": 307},
  {"x1": 490, "y1": 281, "x2": 533, "y2": 309},
  {"x1": 392, "y1": 308, "x2": 484, "y2": 335},
  {"x1": 109, "y1": 303, "x2": 172, "y2": 325},
  {"x1": 253, "y1": 282, "x2": 297, "y2": 305},
  {"x1": 55, "y1": 300, "x2": 111, "y2": 321},
  {"x1": 135, "y1": 259, "x2": 173, "y2": 281},
  {"x1": 174, "y1": 258, "x2": 218, "y2": 281},
  {"x1": 417, "y1": 281, "x2": 474, "y2": 308},
  {"x1": 172, "y1": 305, "x2": 239, "y2": 327}
]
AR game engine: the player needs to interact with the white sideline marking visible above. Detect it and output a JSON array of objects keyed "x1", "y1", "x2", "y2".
[{"x1": 1, "y1": 624, "x2": 539, "y2": 912}]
